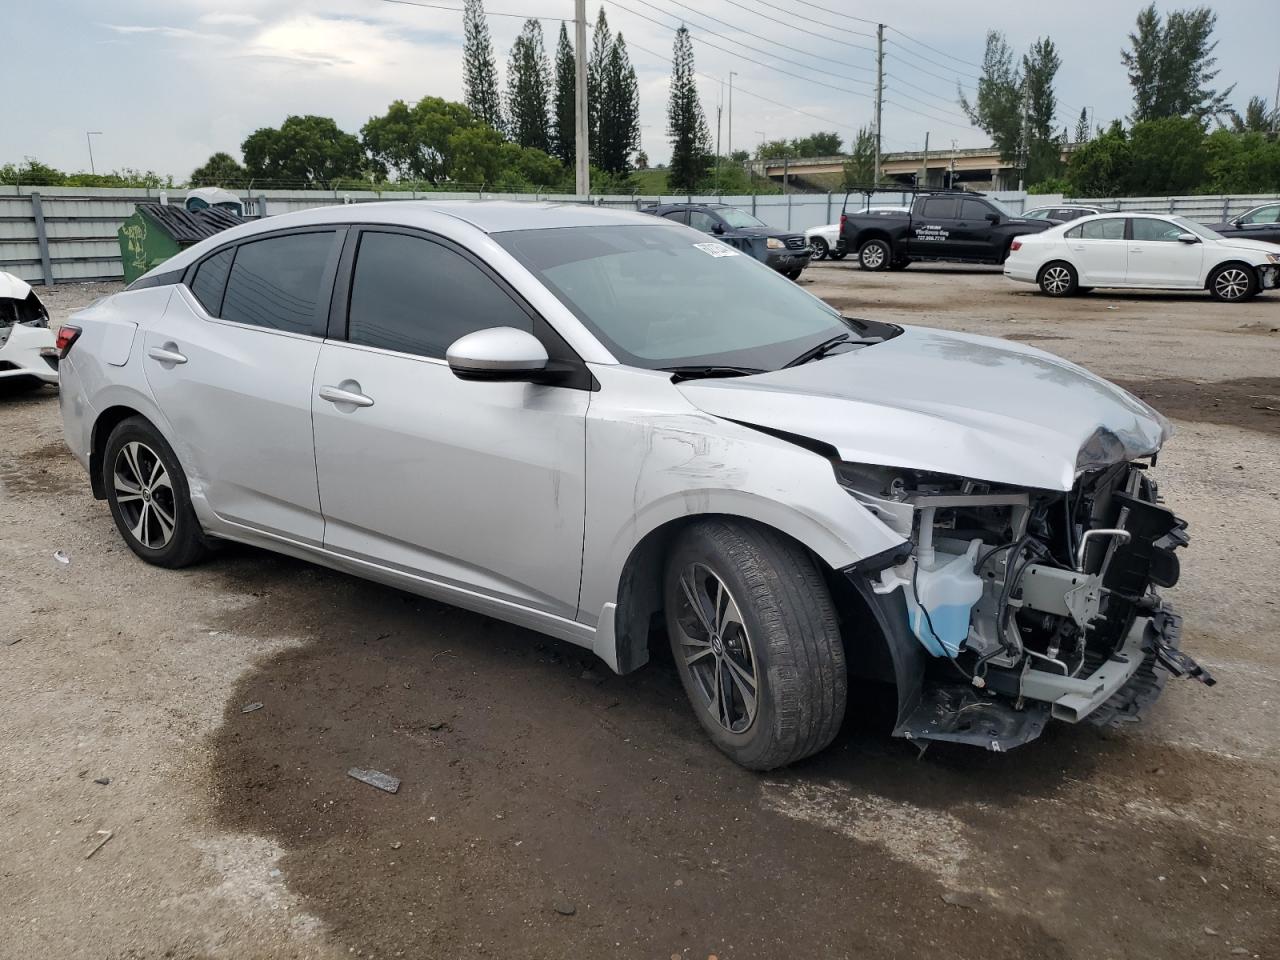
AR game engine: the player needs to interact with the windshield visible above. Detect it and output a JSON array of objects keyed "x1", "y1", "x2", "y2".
[
  {"x1": 1022, "y1": 208, "x2": 1051, "y2": 220},
  {"x1": 496, "y1": 224, "x2": 856, "y2": 370},
  {"x1": 1173, "y1": 216, "x2": 1224, "y2": 241},
  {"x1": 986, "y1": 196, "x2": 1019, "y2": 218},
  {"x1": 714, "y1": 207, "x2": 767, "y2": 229}
]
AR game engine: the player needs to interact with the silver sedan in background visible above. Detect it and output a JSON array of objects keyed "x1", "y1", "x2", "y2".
[{"x1": 56, "y1": 201, "x2": 1213, "y2": 769}]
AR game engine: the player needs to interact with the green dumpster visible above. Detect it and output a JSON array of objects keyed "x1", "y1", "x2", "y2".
[{"x1": 118, "y1": 203, "x2": 243, "y2": 284}]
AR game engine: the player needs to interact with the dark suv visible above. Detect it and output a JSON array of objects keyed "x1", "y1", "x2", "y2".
[{"x1": 647, "y1": 203, "x2": 811, "y2": 279}]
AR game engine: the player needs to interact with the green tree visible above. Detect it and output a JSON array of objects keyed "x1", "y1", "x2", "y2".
[
  {"x1": 1230, "y1": 96, "x2": 1273, "y2": 135},
  {"x1": 0, "y1": 159, "x2": 67, "y2": 185},
  {"x1": 1126, "y1": 116, "x2": 1207, "y2": 193},
  {"x1": 1064, "y1": 121, "x2": 1131, "y2": 196},
  {"x1": 552, "y1": 22, "x2": 577, "y2": 166},
  {"x1": 506, "y1": 19, "x2": 552, "y2": 154},
  {"x1": 361, "y1": 97, "x2": 475, "y2": 184},
  {"x1": 1204, "y1": 129, "x2": 1280, "y2": 192},
  {"x1": 588, "y1": 8, "x2": 611, "y2": 152},
  {"x1": 242, "y1": 115, "x2": 364, "y2": 186},
  {"x1": 1074, "y1": 107, "x2": 1091, "y2": 144},
  {"x1": 597, "y1": 33, "x2": 640, "y2": 174},
  {"x1": 841, "y1": 127, "x2": 878, "y2": 186},
  {"x1": 791, "y1": 132, "x2": 842, "y2": 156},
  {"x1": 754, "y1": 139, "x2": 796, "y2": 161},
  {"x1": 960, "y1": 31, "x2": 1023, "y2": 165},
  {"x1": 1022, "y1": 37, "x2": 1062, "y2": 184},
  {"x1": 1122, "y1": 4, "x2": 1234, "y2": 123},
  {"x1": 666, "y1": 26, "x2": 711, "y2": 192},
  {"x1": 190, "y1": 152, "x2": 246, "y2": 186},
  {"x1": 463, "y1": 0, "x2": 504, "y2": 132},
  {"x1": 448, "y1": 124, "x2": 507, "y2": 185}
]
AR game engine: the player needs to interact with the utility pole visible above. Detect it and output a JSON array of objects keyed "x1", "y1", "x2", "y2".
[
  {"x1": 715, "y1": 80, "x2": 723, "y2": 194},
  {"x1": 86, "y1": 131, "x2": 102, "y2": 175},
  {"x1": 949, "y1": 139, "x2": 957, "y2": 189},
  {"x1": 873, "y1": 24, "x2": 884, "y2": 184},
  {"x1": 573, "y1": 0, "x2": 589, "y2": 196},
  {"x1": 919, "y1": 132, "x2": 929, "y2": 188},
  {"x1": 728, "y1": 71, "x2": 737, "y2": 160},
  {"x1": 1272, "y1": 66, "x2": 1280, "y2": 135}
]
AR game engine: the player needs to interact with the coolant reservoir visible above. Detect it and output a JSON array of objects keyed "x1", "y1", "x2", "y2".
[{"x1": 904, "y1": 540, "x2": 983, "y2": 658}]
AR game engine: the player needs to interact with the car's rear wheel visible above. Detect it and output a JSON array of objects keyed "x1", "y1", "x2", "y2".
[
  {"x1": 664, "y1": 520, "x2": 847, "y2": 770},
  {"x1": 888, "y1": 257, "x2": 912, "y2": 271},
  {"x1": 858, "y1": 239, "x2": 891, "y2": 271},
  {"x1": 785, "y1": 268, "x2": 804, "y2": 281},
  {"x1": 1208, "y1": 263, "x2": 1258, "y2": 302},
  {"x1": 809, "y1": 237, "x2": 829, "y2": 261},
  {"x1": 829, "y1": 249, "x2": 848, "y2": 260},
  {"x1": 103, "y1": 416, "x2": 209, "y2": 568},
  {"x1": 1038, "y1": 261, "x2": 1078, "y2": 297}
]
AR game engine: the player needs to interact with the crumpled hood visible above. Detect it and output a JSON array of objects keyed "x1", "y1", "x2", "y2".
[
  {"x1": 677, "y1": 326, "x2": 1170, "y2": 492},
  {"x1": 1213, "y1": 237, "x2": 1280, "y2": 258},
  {"x1": 0, "y1": 270, "x2": 37, "y2": 303}
]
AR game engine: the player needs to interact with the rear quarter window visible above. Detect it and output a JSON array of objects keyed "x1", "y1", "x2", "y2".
[{"x1": 188, "y1": 248, "x2": 233, "y2": 316}]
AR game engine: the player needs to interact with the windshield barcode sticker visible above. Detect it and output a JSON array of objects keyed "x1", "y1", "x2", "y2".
[{"x1": 692, "y1": 241, "x2": 739, "y2": 257}]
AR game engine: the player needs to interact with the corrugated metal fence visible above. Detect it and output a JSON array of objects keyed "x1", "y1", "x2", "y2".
[{"x1": 3, "y1": 184, "x2": 1277, "y2": 286}]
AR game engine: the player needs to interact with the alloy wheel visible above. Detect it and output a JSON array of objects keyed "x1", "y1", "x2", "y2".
[
  {"x1": 861, "y1": 244, "x2": 885, "y2": 269},
  {"x1": 810, "y1": 239, "x2": 828, "y2": 261},
  {"x1": 113, "y1": 441, "x2": 177, "y2": 549},
  {"x1": 672, "y1": 563, "x2": 759, "y2": 734},
  {"x1": 1214, "y1": 267, "x2": 1250, "y2": 301},
  {"x1": 1043, "y1": 265, "x2": 1072, "y2": 295}
]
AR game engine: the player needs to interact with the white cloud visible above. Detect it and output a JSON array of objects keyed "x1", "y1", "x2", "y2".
[{"x1": 199, "y1": 12, "x2": 262, "y2": 27}]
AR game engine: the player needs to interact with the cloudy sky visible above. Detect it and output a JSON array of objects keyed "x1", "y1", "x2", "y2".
[{"x1": 3, "y1": 0, "x2": 1272, "y2": 180}]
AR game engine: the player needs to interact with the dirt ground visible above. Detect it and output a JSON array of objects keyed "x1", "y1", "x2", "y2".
[{"x1": 2, "y1": 267, "x2": 1278, "y2": 960}]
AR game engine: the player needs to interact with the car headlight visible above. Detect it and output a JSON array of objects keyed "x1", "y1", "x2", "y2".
[
  {"x1": 1266, "y1": 253, "x2": 1280, "y2": 264},
  {"x1": 766, "y1": 237, "x2": 784, "y2": 249}
]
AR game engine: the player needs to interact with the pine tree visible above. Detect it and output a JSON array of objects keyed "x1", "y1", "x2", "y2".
[
  {"x1": 1022, "y1": 37, "x2": 1062, "y2": 184},
  {"x1": 506, "y1": 19, "x2": 552, "y2": 154},
  {"x1": 1122, "y1": 4, "x2": 1234, "y2": 123},
  {"x1": 959, "y1": 31, "x2": 1023, "y2": 165},
  {"x1": 463, "y1": 0, "x2": 503, "y2": 131},
  {"x1": 552, "y1": 22, "x2": 577, "y2": 166},
  {"x1": 1074, "y1": 107, "x2": 1091, "y2": 144},
  {"x1": 587, "y1": 8, "x2": 612, "y2": 150},
  {"x1": 597, "y1": 33, "x2": 640, "y2": 174},
  {"x1": 666, "y1": 25, "x2": 711, "y2": 191}
]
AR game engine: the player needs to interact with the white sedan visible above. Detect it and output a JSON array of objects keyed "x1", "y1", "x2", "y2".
[
  {"x1": 803, "y1": 222, "x2": 846, "y2": 261},
  {"x1": 0, "y1": 271, "x2": 58, "y2": 391},
  {"x1": 1004, "y1": 213, "x2": 1280, "y2": 302}
]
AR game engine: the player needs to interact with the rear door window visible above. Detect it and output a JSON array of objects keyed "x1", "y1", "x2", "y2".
[
  {"x1": 1241, "y1": 204, "x2": 1280, "y2": 225},
  {"x1": 1071, "y1": 218, "x2": 1125, "y2": 240},
  {"x1": 661, "y1": 210, "x2": 689, "y2": 225},
  {"x1": 919, "y1": 197, "x2": 959, "y2": 220},
  {"x1": 687, "y1": 210, "x2": 721, "y2": 233},
  {"x1": 220, "y1": 231, "x2": 338, "y2": 334},
  {"x1": 959, "y1": 198, "x2": 991, "y2": 221},
  {"x1": 189, "y1": 248, "x2": 233, "y2": 316}
]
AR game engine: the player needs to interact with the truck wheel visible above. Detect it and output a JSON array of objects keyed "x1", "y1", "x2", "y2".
[
  {"x1": 830, "y1": 249, "x2": 848, "y2": 261},
  {"x1": 888, "y1": 257, "x2": 912, "y2": 271},
  {"x1": 785, "y1": 268, "x2": 804, "y2": 281},
  {"x1": 664, "y1": 520, "x2": 847, "y2": 771},
  {"x1": 1038, "y1": 261, "x2": 1078, "y2": 297},
  {"x1": 858, "y1": 239, "x2": 890, "y2": 271},
  {"x1": 809, "y1": 237, "x2": 829, "y2": 261}
]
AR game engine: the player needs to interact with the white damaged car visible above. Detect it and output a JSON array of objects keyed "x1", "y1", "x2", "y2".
[
  {"x1": 0, "y1": 271, "x2": 58, "y2": 392},
  {"x1": 56, "y1": 202, "x2": 1214, "y2": 770}
]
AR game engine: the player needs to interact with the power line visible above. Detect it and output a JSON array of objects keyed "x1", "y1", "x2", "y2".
[
  {"x1": 885, "y1": 42, "x2": 981, "y2": 89},
  {"x1": 756, "y1": 0, "x2": 879, "y2": 28},
  {"x1": 637, "y1": 0, "x2": 873, "y2": 77},
  {"x1": 737, "y1": 0, "x2": 880, "y2": 43},
  {"x1": 604, "y1": 0, "x2": 875, "y2": 99},
  {"x1": 654, "y1": 0, "x2": 877, "y2": 61},
  {"x1": 378, "y1": 0, "x2": 555, "y2": 21},
  {"x1": 716, "y1": 0, "x2": 877, "y2": 44},
  {"x1": 884, "y1": 73, "x2": 973, "y2": 120},
  {"x1": 887, "y1": 25, "x2": 983, "y2": 71},
  {"x1": 884, "y1": 98, "x2": 976, "y2": 133}
]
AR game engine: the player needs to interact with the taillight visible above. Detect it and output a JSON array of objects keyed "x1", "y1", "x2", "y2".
[
  {"x1": 1010, "y1": 239, "x2": 1022, "y2": 252},
  {"x1": 839, "y1": 213, "x2": 847, "y2": 228},
  {"x1": 55, "y1": 324, "x2": 82, "y2": 358}
]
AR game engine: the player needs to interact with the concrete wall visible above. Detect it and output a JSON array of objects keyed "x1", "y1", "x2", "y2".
[{"x1": 3, "y1": 184, "x2": 1276, "y2": 285}]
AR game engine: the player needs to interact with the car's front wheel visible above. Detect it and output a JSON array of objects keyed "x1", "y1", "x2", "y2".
[
  {"x1": 785, "y1": 268, "x2": 804, "y2": 281},
  {"x1": 664, "y1": 520, "x2": 847, "y2": 770},
  {"x1": 103, "y1": 416, "x2": 209, "y2": 568},
  {"x1": 809, "y1": 237, "x2": 829, "y2": 261},
  {"x1": 1208, "y1": 263, "x2": 1258, "y2": 302},
  {"x1": 1038, "y1": 261, "x2": 1078, "y2": 297},
  {"x1": 858, "y1": 239, "x2": 891, "y2": 271}
]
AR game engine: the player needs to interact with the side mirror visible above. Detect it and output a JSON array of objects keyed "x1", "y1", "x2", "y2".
[
  {"x1": 985, "y1": 212, "x2": 1001, "y2": 224},
  {"x1": 711, "y1": 222, "x2": 726, "y2": 235},
  {"x1": 1175, "y1": 232, "x2": 1200, "y2": 244},
  {"x1": 446, "y1": 327, "x2": 548, "y2": 382}
]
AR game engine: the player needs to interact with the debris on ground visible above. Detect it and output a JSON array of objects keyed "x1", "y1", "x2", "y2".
[
  {"x1": 52, "y1": 550, "x2": 70, "y2": 565},
  {"x1": 5, "y1": 637, "x2": 23, "y2": 647},
  {"x1": 84, "y1": 830, "x2": 113, "y2": 859},
  {"x1": 390, "y1": 841, "x2": 402, "y2": 850},
  {"x1": 427, "y1": 720, "x2": 446, "y2": 731},
  {"x1": 552, "y1": 898, "x2": 576, "y2": 916},
  {"x1": 941, "y1": 890, "x2": 985, "y2": 910},
  {"x1": 240, "y1": 702, "x2": 264, "y2": 714},
  {"x1": 93, "y1": 777, "x2": 110, "y2": 785},
  {"x1": 347, "y1": 768, "x2": 401, "y2": 794}
]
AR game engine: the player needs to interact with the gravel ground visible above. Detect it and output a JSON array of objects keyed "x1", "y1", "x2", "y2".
[{"x1": 1, "y1": 267, "x2": 1277, "y2": 960}]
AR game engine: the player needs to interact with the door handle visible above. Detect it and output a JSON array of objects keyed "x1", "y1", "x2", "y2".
[
  {"x1": 147, "y1": 345, "x2": 187, "y2": 365},
  {"x1": 318, "y1": 384, "x2": 374, "y2": 408}
]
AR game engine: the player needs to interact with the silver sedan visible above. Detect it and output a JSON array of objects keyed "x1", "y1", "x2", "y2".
[{"x1": 56, "y1": 201, "x2": 1213, "y2": 769}]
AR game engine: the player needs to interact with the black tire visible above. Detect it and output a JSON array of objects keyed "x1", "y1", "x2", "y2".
[
  {"x1": 0, "y1": 377, "x2": 50, "y2": 395},
  {"x1": 102, "y1": 416, "x2": 209, "y2": 568},
  {"x1": 830, "y1": 249, "x2": 848, "y2": 261},
  {"x1": 1037, "y1": 260, "x2": 1078, "y2": 297},
  {"x1": 785, "y1": 268, "x2": 804, "y2": 281},
  {"x1": 888, "y1": 257, "x2": 912, "y2": 271},
  {"x1": 809, "y1": 237, "x2": 829, "y2": 261},
  {"x1": 1207, "y1": 263, "x2": 1258, "y2": 302},
  {"x1": 663, "y1": 520, "x2": 847, "y2": 770},
  {"x1": 858, "y1": 238, "x2": 891, "y2": 271}
]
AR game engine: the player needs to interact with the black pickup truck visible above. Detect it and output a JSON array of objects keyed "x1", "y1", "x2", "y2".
[{"x1": 839, "y1": 190, "x2": 1055, "y2": 271}]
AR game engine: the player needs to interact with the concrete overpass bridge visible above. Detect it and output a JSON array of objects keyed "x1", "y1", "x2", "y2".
[{"x1": 750, "y1": 146, "x2": 1057, "y2": 192}]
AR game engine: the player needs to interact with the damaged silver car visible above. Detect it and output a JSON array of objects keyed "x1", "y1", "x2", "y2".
[
  {"x1": 56, "y1": 202, "x2": 1213, "y2": 770},
  {"x1": 0, "y1": 270, "x2": 57, "y2": 391}
]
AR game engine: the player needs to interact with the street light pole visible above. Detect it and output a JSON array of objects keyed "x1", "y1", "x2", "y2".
[
  {"x1": 86, "y1": 131, "x2": 103, "y2": 175},
  {"x1": 727, "y1": 71, "x2": 737, "y2": 160},
  {"x1": 573, "y1": 0, "x2": 589, "y2": 196}
]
